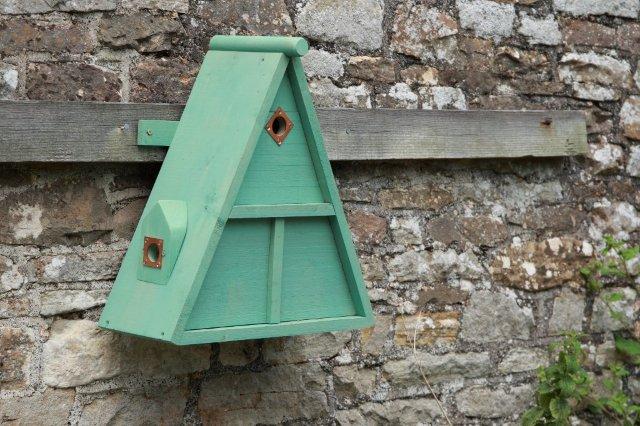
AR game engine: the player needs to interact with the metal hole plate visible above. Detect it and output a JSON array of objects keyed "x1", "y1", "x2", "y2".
[{"x1": 265, "y1": 107, "x2": 293, "y2": 145}]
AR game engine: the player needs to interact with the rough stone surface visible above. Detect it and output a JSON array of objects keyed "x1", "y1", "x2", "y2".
[
  {"x1": 427, "y1": 215, "x2": 508, "y2": 246},
  {"x1": 591, "y1": 201, "x2": 640, "y2": 239},
  {"x1": 388, "y1": 251, "x2": 430, "y2": 282},
  {"x1": 621, "y1": 96, "x2": 640, "y2": 140},
  {"x1": 0, "y1": 0, "x2": 117, "y2": 13},
  {"x1": 0, "y1": 19, "x2": 95, "y2": 55},
  {"x1": 121, "y1": 0, "x2": 188, "y2": 13},
  {"x1": 420, "y1": 86, "x2": 467, "y2": 110},
  {"x1": 588, "y1": 140, "x2": 624, "y2": 174},
  {"x1": 302, "y1": 49, "x2": 344, "y2": 79},
  {"x1": 379, "y1": 186, "x2": 453, "y2": 210},
  {"x1": 0, "y1": 62, "x2": 18, "y2": 99},
  {"x1": 553, "y1": 0, "x2": 640, "y2": 18},
  {"x1": 401, "y1": 65, "x2": 439, "y2": 85},
  {"x1": 498, "y1": 347, "x2": 548, "y2": 373},
  {"x1": 563, "y1": 20, "x2": 616, "y2": 47},
  {"x1": 333, "y1": 365, "x2": 376, "y2": 401},
  {"x1": 456, "y1": 0, "x2": 516, "y2": 40},
  {"x1": 308, "y1": 79, "x2": 371, "y2": 108},
  {"x1": 0, "y1": 389, "x2": 75, "y2": 424},
  {"x1": 391, "y1": 4, "x2": 457, "y2": 60},
  {"x1": 79, "y1": 385, "x2": 188, "y2": 425},
  {"x1": 262, "y1": 332, "x2": 351, "y2": 364},
  {"x1": 460, "y1": 291, "x2": 534, "y2": 343},
  {"x1": 518, "y1": 14, "x2": 561, "y2": 45},
  {"x1": 559, "y1": 52, "x2": 632, "y2": 101},
  {"x1": 549, "y1": 288, "x2": 586, "y2": 334},
  {"x1": 26, "y1": 62, "x2": 121, "y2": 102},
  {"x1": 198, "y1": 364, "x2": 328, "y2": 423},
  {"x1": 296, "y1": 0, "x2": 384, "y2": 50},
  {"x1": 347, "y1": 210, "x2": 387, "y2": 245},
  {"x1": 627, "y1": 146, "x2": 640, "y2": 176},
  {"x1": 383, "y1": 351, "x2": 491, "y2": 386},
  {"x1": 592, "y1": 287, "x2": 638, "y2": 332},
  {"x1": 57, "y1": 0, "x2": 116, "y2": 11},
  {"x1": 346, "y1": 56, "x2": 395, "y2": 83},
  {"x1": 218, "y1": 340, "x2": 260, "y2": 367},
  {"x1": 390, "y1": 217, "x2": 422, "y2": 245},
  {"x1": 490, "y1": 237, "x2": 592, "y2": 291},
  {"x1": 98, "y1": 12, "x2": 184, "y2": 53},
  {"x1": 0, "y1": 0, "x2": 53, "y2": 14},
  {"x1": 130, "y1": 57, "x2": 198, "y2": 103},
  {"x1": 394, "y1": 312, "x2": 461, "y2": 346},
  {"x1": 361, "y1": 314, "x2": 392, "y2": 356},
  {"x1": 418, "y1": 285, "x2": 469, "y2": 307},
  {"x1": 42, "y1": 320, "x2": 211, "y2": 387},
  {"x1": 40, "y1": 289, "x2": 108, "y2": 316},
  {"x1": 617, "y1": 23, "x2": 640, "y2": 52},
  {"x1": 338, "y1": 399, "x2": 442, "y2": 424},
  {"x1": 376, "y1": 83, "x2": 418, "y2": 109},
  {"x1": 0, "y1": 325, "x2": 35, "y2": 390},
  {"x1": 455, "y1": 384, "x2": 534, "y2": 417},
  {"x1": 196, "y1": 0, "x2": 292, "y2": 34}
]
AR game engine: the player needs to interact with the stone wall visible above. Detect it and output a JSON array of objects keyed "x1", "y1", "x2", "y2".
[{"x1": 1, "y1": 0, "x2": 639, "y2": 424}]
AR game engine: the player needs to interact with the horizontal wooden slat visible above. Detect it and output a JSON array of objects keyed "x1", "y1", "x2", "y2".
[
  {"x1": 229, "y1": 203, "x2": 335, "y2": 219},
  {"x1": 0, "y1": 100, "x2": 587, "y2": 162}
]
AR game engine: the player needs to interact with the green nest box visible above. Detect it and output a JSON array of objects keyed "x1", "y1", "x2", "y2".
[{"x1": 99, "y1": 35, "x2": 374, "y2": 345}]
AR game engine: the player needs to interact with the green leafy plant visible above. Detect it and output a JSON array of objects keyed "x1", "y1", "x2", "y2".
[
  {"x1": 522, "y1": 333, "x2": 591, "y2": 426},
  {"x1": 524, "y1": 236, "x2": 640, "y2": 425},
  {"x1": 616, "y1": 338, "x2": 640, "y2": 366},
  {"x1": 589, "y1": 361, "x2": 640, "y2": 425}
]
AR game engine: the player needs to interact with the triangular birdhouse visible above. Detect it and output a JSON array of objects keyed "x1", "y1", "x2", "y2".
[{"x1": 99, "y1": 35, "x2": 374, "y2": 345}]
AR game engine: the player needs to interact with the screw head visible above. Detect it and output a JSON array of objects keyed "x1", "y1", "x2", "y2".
[{"x1": 146, "y1": 129, "x2": 153, "y2": 136}]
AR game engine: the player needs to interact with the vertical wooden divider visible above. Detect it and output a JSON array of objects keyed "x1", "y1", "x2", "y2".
[{"x1": 267, "y1": 218, "x2": 285, "y2": 324}]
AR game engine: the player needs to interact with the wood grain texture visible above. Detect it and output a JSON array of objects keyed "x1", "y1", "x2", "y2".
[
  {"x1": 0, "y1": 100, "x2": 587, "y2": 162},
  {"x1": 229, "y1": 203, "x2": 335, "y2": 218}
]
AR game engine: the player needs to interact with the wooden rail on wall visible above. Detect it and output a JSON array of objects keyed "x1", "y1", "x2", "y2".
[{"x1": 0, "y1": 100, "x2": 587, "y2": 162}]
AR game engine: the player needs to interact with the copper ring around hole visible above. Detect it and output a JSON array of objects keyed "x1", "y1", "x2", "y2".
[
  {"x1": 143, "y1": 236, "x2": 163, "y2": 269},
  {"x1": 266, "y1": 107, "x2": 293, "y2": 145}
]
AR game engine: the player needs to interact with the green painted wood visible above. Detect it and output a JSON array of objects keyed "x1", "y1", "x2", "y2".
[
  {"x1": 229, "y1": 203, "x2": 334, "y2": 219},
  {"x1": 209, "y1": 35, "x2": 308, "y2": 57},
  {"x1": 281, "y1": 217, "x2": 356, "y2": 321},
  {"x1": 136, "y1": 200, "x2": 187, "y2": 285},
  {"x1": 99, "y1": 46, "x2": 289, "y2": 341},
  {"x1": 138, "y1": 119, "x2": 177, "y2": 147},
  {"x1": 177, "y1": 315, "x2": 372, "y2": 344},
  {"x1": 186, "y1": 219, "x2": 271, "y2": 329},
  {"x1": 100, "y1": 36, "x2": 375, "y2": 345},
  {"x1": 234, "y1": 78, "x2": 323, "y2": 205},
  {"x1": 267, "y1": 218, "x2": 284, "y2": 324},
  {"x1": 288, "y1": 58, "x2": 373, "y2": 320}
]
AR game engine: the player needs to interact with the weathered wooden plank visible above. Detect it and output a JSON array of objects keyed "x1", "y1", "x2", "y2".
[{"x1": 0, "y1": 100, "x2": 587, "y2": 162}]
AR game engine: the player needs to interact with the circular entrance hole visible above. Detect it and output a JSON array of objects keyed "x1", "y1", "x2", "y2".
[
  {"x1": 271, "y1": 116, "x2": 287, "y2": 135},
  {"x1": 146, "y1": 243, "x2": 160, "y2": 263}
]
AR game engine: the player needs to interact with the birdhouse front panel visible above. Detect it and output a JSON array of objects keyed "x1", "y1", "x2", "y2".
[{"x1": 99, "y1": 36, "x2": 374, "y2": 345}]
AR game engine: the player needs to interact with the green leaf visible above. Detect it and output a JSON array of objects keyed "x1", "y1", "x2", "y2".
[
  {"x1": 549, "y1": 398, "x2": 571, "y2": 421},
  {"x1": 610, "y1": 310, "x2": 625, "y2": 323},
  {"x1": 620, "y1": 246, "x2": 640, "y2": 261},
  {"x1": 605, "y1": 292, "x2": 624, "y2": 303},
  {"x1": 615, "y1": 338, "x2": 640, "y2": 365},
  {"x1": 558, "y1": 377, "x2": 576, "y2": 397},
  {"x1": 579, "y1": 266, "x2": 593, "y2": 277},
  {"x1": 521, "y1": 407, "x2": 545, "y2": 426},
  {"x1": 586, "y1": 278, "x2": 603, "y2": 292}
]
